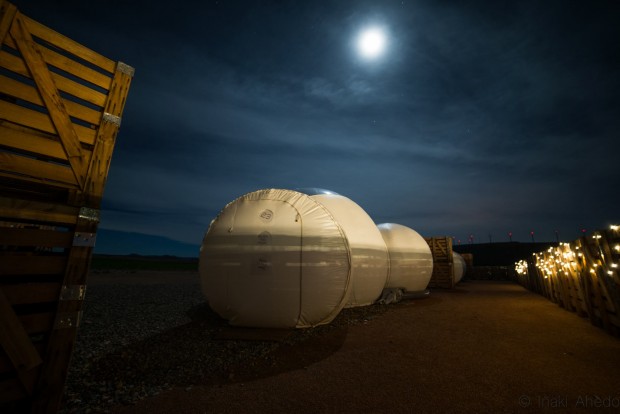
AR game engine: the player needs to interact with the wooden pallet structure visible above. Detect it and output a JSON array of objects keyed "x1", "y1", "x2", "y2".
[
  {"x1": 515, "y1": 227, "x2": 620, "y2": 337},
  {"x1": 424, "y1": 237, "x2": 454, "y2": 289},
  {"x1": 0, "y1": 1, "x2": 133, "y2": 412}
]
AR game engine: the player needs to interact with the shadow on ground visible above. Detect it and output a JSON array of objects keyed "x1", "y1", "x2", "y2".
[{"x1": 78, "y1": 302, "x2": 395, "y2": 408}]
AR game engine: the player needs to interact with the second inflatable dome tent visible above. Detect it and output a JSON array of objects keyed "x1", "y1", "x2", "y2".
[
  {"x1": 303, "y1": 188, "x2": 388, "y2": 308},
  {"x1": 199, "y1": 188, "x2": 389, "y2": 329}
]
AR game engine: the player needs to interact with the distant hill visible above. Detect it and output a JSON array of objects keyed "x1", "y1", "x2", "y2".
[
  {"x1": 91, "y1": 254, "x2": 198, "y2": 271},
  {"x1": 453, "y1": 242, "x2": 558, "y2": 266},
  {"x1": 94, "y1": 229, "x2": 199, "y2": 258}
]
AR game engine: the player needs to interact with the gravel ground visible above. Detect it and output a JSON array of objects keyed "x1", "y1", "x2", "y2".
[
  {"x1": 108, "y1": 279, "x2": 620, "y2": 414},
  {"x1": 60, "y1": 270, "x2": 389, "y2": 413},
  {"x1": 60, "y1": 274, "x2": 620, "y2": 414}
]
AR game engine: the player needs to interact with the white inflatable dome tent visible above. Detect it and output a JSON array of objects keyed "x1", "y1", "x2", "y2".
[
  {"x1": 453, "y1": 251, "x2": 466, "y2": 284},
  {"x1": 200, "y1": 188, "x2": 388, "y2": 328},
  {"x1": 301, "y1": 188, "x2": 389, "y2": 307},
  {"x1": 377, "y1": 223, "x2": 433, "y2": 293}
]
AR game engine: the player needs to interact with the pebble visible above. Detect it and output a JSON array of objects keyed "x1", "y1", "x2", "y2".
[{"x1": 59, "y1": 276, "x2": 389, "y2": 413}]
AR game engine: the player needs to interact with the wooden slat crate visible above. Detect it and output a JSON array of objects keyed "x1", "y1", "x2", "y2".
[
  {"x1": 425, "y1": 237, "x2": 455, "y2": 289},
  {"x1": 0, "y1": 1, "x2": 133, "y2": 412},
  {"x1": 515, "y1": 227, "x2": 620, "y2": 337}
]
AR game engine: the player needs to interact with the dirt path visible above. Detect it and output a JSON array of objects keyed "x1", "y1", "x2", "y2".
[{"x1": 110, "y1": 281, "x2": 620, "y2": 414}]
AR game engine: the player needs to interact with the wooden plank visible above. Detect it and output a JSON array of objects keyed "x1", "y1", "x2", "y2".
[
  {"x1": 425, "y1": 237, "x2": 454, "y2": 288},
  {"x1": 0, "y1": 170, "x2": 80, "y2": 191},
  {"x1": 0, "y1": 227, "x2": 72, "y2": 248},
  {"x1": 0, "y1": 288, "x2": 43, "y2": 372},
  {"x1": 0, "y1": 0, "x2": 17, "y2": 46},
  {"x1": 0, "y1": 333, "x2": 41, "y2": 396},
  {"x1": 565, "y1": 276, "x2": 578, "y2": 311},
  {"x1": 0, "y1": 74, "x2": 102, "y2": 125},
  {"x1": 0, "y1": 344, "x2": 45, "y2": 373},
  {"x1": 23, "y1": 14, "x2": 115, "y2": 74},
  {"x1": 0, "y1": 152, "x2": 78, "y2": 187},
  {"x1": 10, "y1": 15, "x2": 87, "y2": 190},
  {"x1": 0, "y1": 377, "x2": 28, "y2": 403},
  {"x1": 582, "y1": 245, "x2": 612, "y2": 332},
  {"x1": 37, "y1": 42, "x2": 112, "y2": 91},
  {"x1": 0, "y1": 196, "x2": 79, "y2": 225},
  {"x1": 565, "y1": 252, "x2": 588, "y2": 317},
  {"x1": 1, "y1": 283, "x2": 61, "y2": 305},
  {"x1": 0, "y1": 255, "x2": 67, "y2": 276},
  {"x1": 428, "y1": 262, "x2": 454, "y2": 289},
  {"x1": 84, "y1": 61, "x2": 133, "y2": 204},
  {"x1": 0, "y1": 97, "x2": 56, "y2": 134},
  {"x1": 32, "y1": 214, "x2": 98, "y2": 413},
  {"x1": 0, "y1": 50, "x2": 107, "y2": 107},
  {"x1": 19, "y1": 312, "x2": 55, "y2": 335},
  {"x1": 0, "y1": 123, "x2": 67, "y2": 161},
  {"x1": 557, "y1": 270, "x2": 573, "y2": 311},
  {"x1": 425, "y1": 237, "x2": 453, "y2": 263},
  {"x1": 4, "y1": 33, "x2": 112, "y2": 90},
  {"x1": 596, "y1": 232, "x2": 620, "y2": 308},
  {"x1": 0, "y1": 99, "x2": 97, "y2": 145}
]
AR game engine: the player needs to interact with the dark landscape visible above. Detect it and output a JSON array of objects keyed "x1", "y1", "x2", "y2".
[{"x1": 60, "y1": 263, "x2": 620, "y2": 414}]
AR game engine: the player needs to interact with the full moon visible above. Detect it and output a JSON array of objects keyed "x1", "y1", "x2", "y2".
[{"x1": 357, "y1": 27, "x2": 386, "y2": 59}]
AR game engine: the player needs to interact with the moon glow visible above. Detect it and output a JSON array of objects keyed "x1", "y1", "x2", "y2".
[{"x1": 357, "y1": 27, "x2": 386, "y2": 59}]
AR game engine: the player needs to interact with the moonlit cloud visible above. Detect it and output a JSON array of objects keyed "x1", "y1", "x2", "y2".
[{"x1": 12, "y1": 0, "x2": 619, "y2": 253}]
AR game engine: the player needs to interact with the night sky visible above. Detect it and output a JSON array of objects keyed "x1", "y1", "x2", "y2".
[{"x1": 13, "y1": 0, "x2": 620, "y2": 253}]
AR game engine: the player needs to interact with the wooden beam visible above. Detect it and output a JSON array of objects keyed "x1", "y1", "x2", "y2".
[
  {"x1": 19, "y1": 312, "x2": 56, "y2": 335},
  {"x1": 0, "y1": 255, "x2": 67, "y2": 276},
  {"x1": 0, "y1": 0, "x2": 16, "y2": 46},
  {"x1": 10, "y1": 14, "x2": 86, "y2": 189},
  {"x1": 0, "y1": 99, "x2": 97, "y2": 145},
  {"x1": 0, "y1": 344, "x2": 45, "y2": 373},
  {"x1": 0, "y1": 377, "x2": 28, "y2": 403},
  {"x1": 84, "y1": 61, "x2": 133, "y2": 204},
  {"x1": 0, "y1": 74, "x2": 102, "y2": 125},
  {"x1": 2, "y1": 283, "x2": 61, "y2": 305},
  {"x1": 0, "y1": 227, "x2": 73, "y2": 248},
  {"x1": 0, "y1": 288, "x2": 43, "y2": 396},
  {"x1": 0, "y1": 196, "x2": 79, "y2": 225},
  {"x1": 0, "y1": 123, "x2": 67, "y2": 161},
  {"x1": 0, "y1": 152, "x2": 77, "y2": 188},
  {"x1": 22, "y1": 14, "x2": 115, "y2": 74},
  {"x1": 31, "y1": 213, "x2": 98, "y2": 413},
  {"x1": 0, "y1": 50, "x2": 108, "y2": 107},
  {"x1": 5, "y1": 34, "x2": 113, "y2": 91}
]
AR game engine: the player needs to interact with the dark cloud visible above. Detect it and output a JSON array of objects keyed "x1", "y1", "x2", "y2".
[{"x1": 12, "y1": 0, "x2": 620, "y2": 249}]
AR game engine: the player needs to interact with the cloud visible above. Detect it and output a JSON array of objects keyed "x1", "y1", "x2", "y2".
[{"x1": 17, "y1": 0, "x2": 618, "y2": 248}]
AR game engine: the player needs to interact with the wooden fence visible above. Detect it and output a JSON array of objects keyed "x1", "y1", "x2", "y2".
[
  {"x1": 0, "y1": 1, "x2": 133, "y2": 412},
  {"x1": 514, "y1": 226, "x2": 620, "y2": 337}
]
